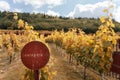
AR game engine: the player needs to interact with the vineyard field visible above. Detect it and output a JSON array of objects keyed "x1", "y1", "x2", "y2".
[
  {"x1": 0, "y1": 43, "x2": 116, "y2": 80},
  {"x1": 0, "y1": 5, "x2": 119, "y2": 80}
]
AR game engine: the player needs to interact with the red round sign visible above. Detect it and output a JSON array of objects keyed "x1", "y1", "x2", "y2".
[{"x1": 21, "y1": 41, "x2": 50, "y2": 70}]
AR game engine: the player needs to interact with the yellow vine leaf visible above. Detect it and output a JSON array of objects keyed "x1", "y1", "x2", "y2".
[
  {"x1": 52, "y1": 71, "x2": 57, "y2": 76},
  {"x1": 18, "y1": 19, "x2": 24, "y2": 28},
  {"x1": 109, "y1": 4, "x2": 114, "y2": 8},
  {"x1": 103, "y1": 9, "x2": 108, "y2": 13},
  {"x1": 100, "y1": 16, "x2": 106, "y2": 23},
  {"x1": 110, "y1": 13, "x2": 113, "y2": 17}
]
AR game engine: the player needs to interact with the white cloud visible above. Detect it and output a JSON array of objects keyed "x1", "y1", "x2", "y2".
[
  {"x1": 46, "y1": 10, "x2": 60, "y2": 16},
  {"x1": 113, "y1": 0, "x2": 120, "y2": 23},
  {"x1": 31, "y1": 10, "x2": 60, "y2": 16},
  {"x1": 13, "y1": 0, "x2": 65, "y2": 9},
  {"x1": 114, "y1": 6, "x2": 120, "y2": 23},
  {"x1": 67, "y1": 1, "x2": 112, "y2": 18},
  {"x1": 67, "y1": 1, "x2": 120, "y2": 23},
  {"x1": 0, "y1": 1, "x2": 10, "y2": 11},
  {"x1": 45, "y1": 0, "x2": 64, "y2": 6},
  {"x1": 13, "y1": 0, "x2": 21, "y2": 3},
  {"x1": 13, "y1": 8, "x2": 22, "y2": 12},
  {"x1": 113, "y1": 0, "x2": 120, "y2": 3}
]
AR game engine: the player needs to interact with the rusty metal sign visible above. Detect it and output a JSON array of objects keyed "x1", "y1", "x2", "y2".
[{"x1": 21, "y1": 41, "x2": 50, "y2": 70}]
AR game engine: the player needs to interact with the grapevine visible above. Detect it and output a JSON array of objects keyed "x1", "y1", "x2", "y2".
[{"x1": 45, "y1": 4, "x2": 118, "y2": 76}]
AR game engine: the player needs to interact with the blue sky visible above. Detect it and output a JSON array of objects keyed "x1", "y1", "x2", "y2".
[{"x1": 0, "y1": 0, "x2": 120, "y2": 22}]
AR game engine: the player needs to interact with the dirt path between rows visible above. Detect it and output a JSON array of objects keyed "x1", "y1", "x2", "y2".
[
  {"x1": 0, "y1": 44, "x2": 98, "y2": 80},
  {"x1": 49, "y1": 44, "x2": 82, "y2": 80},
  {"x1": 0, "y1": 50, "x2": 25, "y2": 80},
  {"x1": 0, "y1": 44, "x2": 82, "y2": 80}
]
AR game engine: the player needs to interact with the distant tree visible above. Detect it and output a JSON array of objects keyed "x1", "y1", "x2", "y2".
[{"x1": 0, "y1": 11, "x2": 120, "y2": 33}]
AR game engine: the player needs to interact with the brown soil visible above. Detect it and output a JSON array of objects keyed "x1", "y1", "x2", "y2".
[
  {"x1": 49, "y1": 44, "x2": 83, "y2": 80},
  {"x1": 0, "y1": 44, "x2": 116, "y2": 80}
]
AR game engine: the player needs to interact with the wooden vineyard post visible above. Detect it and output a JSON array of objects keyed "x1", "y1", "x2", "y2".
[
  {"x1": 21, "y1": 41, "x2": 50, "y2": 80},
  {"x1": 110, "y1": 39, "x2": 120, "y2": 79},
  {"x1": 34, "y1": 70, "x2": 39, "y2": 80}
]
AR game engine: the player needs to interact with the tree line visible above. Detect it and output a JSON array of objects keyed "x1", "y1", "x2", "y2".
[{"x1": 0, "y1": 11, "x2": 120, "y2": 33}]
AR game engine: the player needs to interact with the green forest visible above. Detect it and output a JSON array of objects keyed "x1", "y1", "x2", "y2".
[{"x1": 0, "y1": 11, "x2": 120, "y2": 33}]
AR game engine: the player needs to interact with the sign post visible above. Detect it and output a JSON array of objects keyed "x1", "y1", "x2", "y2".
[
  {"x1": 34, "y1": 70, "x2": 39, "y2": 80},
  {"x1": 21, "y1": 41, "x2": 50, "y2": 80}
]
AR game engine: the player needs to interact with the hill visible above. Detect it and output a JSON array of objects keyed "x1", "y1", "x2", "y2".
[{"x1": 0, "y1": 11, "x2": 120, "y2": 33}]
